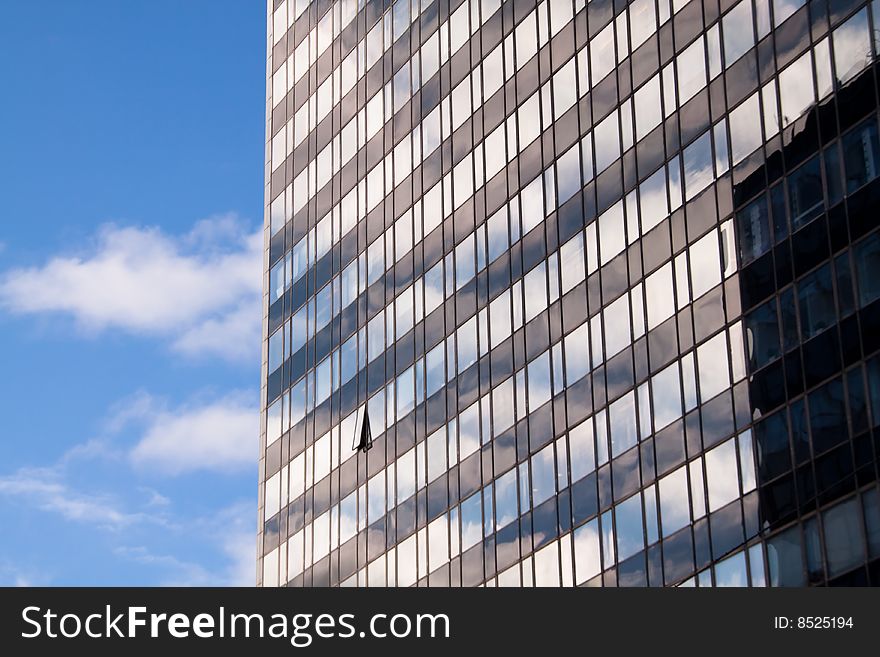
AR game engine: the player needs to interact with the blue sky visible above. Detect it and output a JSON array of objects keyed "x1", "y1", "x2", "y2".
[{"x1": 0, "y1": 1, "x2": 266, "y2": 585}]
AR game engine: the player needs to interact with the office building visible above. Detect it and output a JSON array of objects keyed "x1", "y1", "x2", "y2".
[{"x1": 258, "y1": 0, "x2": 880, "y2": 587}]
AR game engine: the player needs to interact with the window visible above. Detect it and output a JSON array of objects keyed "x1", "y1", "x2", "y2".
[
  {"x1": 677, "y1": 36, "x2": 707, "y2": 104},
  {"x1": 645, "y1": 263, "x2": 675, "y2": 329},
  {"x1": 573, "y1": 519, "x2": 601, "y2": 583},
  {"x1": 855, "y1": 233, "x2": 880, "y2": 307},
  {"x1": 823, "y1": 498, "x2": 865, "y2": 577},
  {"x1": 528, "y1": 351, "x2": 553, "y2": 410},
  {"x1": 610, "y1": 392, "x2": 637, "y2": 458},
  {"x1": 788, "y1": 156, "x2": 823, "y2": 229},
  {"x1": 797, "y1": 263, "x2": 835, "y2": 339},
  {"x1": 684, "y1": 131, "x2": 714, "y2": 200},
  {"x1": 778, "y1": 52, "x2": 815, "y2": 128},
  {"x1": 591, "y1": 23, "x2": 615, "y2": 85},
  {"x1": 842, "y1": 118, "x2": 880, "y2": 193},
  {"x1": 593, "y1": 110, "x2": 620, "y2": 173},
  {"x1": 614, "y1": 494, "x2": 644, "y2": 561},
  {"x1": 730, "y1": 94, "x2": 763, "y2": 164},
  {"x1": 556, "y1": 142, "x2": 582, "y2": 204},
  {"x1": 659, "y1": 466, "x2": 690, "y2": 537},
  {"x1": 495, "y1": 468, "x2": 518, "y2": 529},
  {"x1": 705, "y1": 438, "x2": 740, "y2": 512},
  {"x1": 723, "y1": 1, "x2": 755, "y2": 66},
  {"x1": 736, "y1": 195, "x2": 771, "y2": 264},
  {"x1": 461, "y1": 492, "x2": 483, "y2": 550},
  {"x1": 635, "y1": 74, "x2": 662, "y2": 141},
  {"x1": 745, "y1": 299, "x2": 780, "y2": 370},
  {"x1": 531, "y1": 445, "x2": 556, "y2": 506},
  {"x1": 639, "y1": 167, "x2": 668, "y2": 233},
  {"x1": 833, "y1": 9, "x2": 872, "y2": 86},
  {"x1": 697, "y1": 332, "x2": 731, "y2": 401},
  {"x1": 652, "y1": 361, "x2": 683, "y2": 430}
]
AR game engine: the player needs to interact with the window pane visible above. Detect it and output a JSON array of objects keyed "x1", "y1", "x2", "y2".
[
  {"x1": 788, "y1": 156, "x2": 823, "y2": 229},
  {"x1": 677, "y1": 36, "x2": 707, "y2": 104},
  {"x1": 833, "y1": 8, "x2": 872, "y2": 86},
  {"x1": 842, "y1": 118, "x2": 880, "y2": 193},
  {"x1": 705, "y1": 438, "x2": 740, "y2": 512},
  {"x1": 528, "y1": 351, "x2": 553, "y2": 410},
  {"x1": 684, "y1": 131, "x2": 714, "y2": 200},
  {"x1": 730, "y1": 94, "x2": 763, "y2": 164},
  {"x1": 495, "y1": 468, "x2": 518, "y2": 529},
  {"x1": 823, "y1": 498, "x2": 865, "y2": 577},
  {"x1": 797, "y1": 263, "x2": 835, "y2": 339},
  {"x1": 659, "y1": 466, "x2": 690, "y2": 537},
  {"x1": 736, "y1": 194, "x2": 771, "y2": 263},
  {"x1": 652, "y1": 361, "x2": 682, "y2": 430},
  {"x1": 615, "y1": 494, "x2": 644, "y2": 561},
  {"x1": 531, "y1": 444, "x2": 556, "y2": 506},
  {"x1": 593, "y1": 110, "x2": 620, "y2": 173},
  {"x1": 609, "y1": 391, "x2": 637, "y2": 457},
  {"x1": 745, "y1": 299, "x2": 780, "y2": 369},
  {"x1": 723, "y1": 0, "x2": 755, "y2": 66},
  {"x1": 778, "y1": 51, "x2": 815, "y2": 128}
]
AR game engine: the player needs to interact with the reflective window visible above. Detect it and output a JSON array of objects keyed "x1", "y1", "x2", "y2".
[
  {"x1": 778, "y1": 51, "x2": 815, "y2": 128},
  {"x1": 574, "y1": 519, "x2": 601, "y2": 583},
  {"x1": 556, "y1": 142, "x2": 582, "y2": 204},
  {"x1": 705, "y1": 438, "x2": 740, "y2": 512},
  {"x1": 652, "y1": 361, "x2": 682, "y2": 430},
  {"x1": 788, "y1": 156, "x2": 823, "y2": 229},
  {"x1": 684, "y1": 131, "x2": 714, "y2": 200},
  {"x1": 528, "y1": 351, "x2": 553, "y2": 410},
  {"x1": 745, "y1": 299, "x2": 780, "y2": 369},
  {"x1": 635, "y1": 75, "x2": 662, "y2": 141},
  {"x1": 797, "y1": 263, "x2": 835, "y2": 339},
  {"x1": 645, "y1": 263, "x2": 675, "y2": 329},
  {"x1": 723, "y1": 1, "x2": 755, "y2": 66},
  {"x1": 842, "y1": 118, "x2": 880, "y2": 193},
  {"x1": 615, "y1": 494, "x2": 644, "y2": 561},
  {"x1": 730, "y1": 94, "x2": 763, "y2": 164},
  {"x1": 833, "y1": 9, "x2": 872, "y2": 86},
  {"x1": 823, "y1": 498, "x2": 865, "y2": 577},
  {"x1": 609, "y1": 391, "x2": 637, "y2": 458},
  {"x1": 531, "y1": 445, "x2": 556, "y2": 506},
  {"x1": 560, "y1": 233, "x2": 586, "y2": 295},
  {"x1": 659, "y1": 466, "x2": 690, "y2": 537},
  {"x1": 594, "y1": 110, "x2": 620, "y2": 173},
  {"x1": 461, "y1": 491, "x2": 482, "y2": 551},
  {"x1": 591, "y1": 23, "x2": 615, "y2": 85},
  {"x1": 697, "y1": 332, "x2": 731, "y2": 401},
  {"x1": 495, "y1": 468, "x2": 518, "y2": 529},
  {"x1": 639, "y1": 167, "x2": 669, "y2": 233},
  {"x1": 677, "y1": 36, "x2": 707, "y2": 105},
  {"x1": 715, "y1": 550, "x2": 748, "y2": 586},
  {"x1": 855, "y1": 233, "x2": 880, "y2": 307},
  {"x1": 736, "y1": 195, "x2": 771, "y2": 263},
  {"x1": 524, "y1": 262, "x2": 548, "y2": 322}
]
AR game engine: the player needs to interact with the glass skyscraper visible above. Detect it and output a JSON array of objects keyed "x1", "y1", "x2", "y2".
[{"x1": 258, "y1": 0, "x2": 880, "y2": 587}]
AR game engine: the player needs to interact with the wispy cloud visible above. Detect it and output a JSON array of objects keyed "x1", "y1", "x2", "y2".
[
  {"x1": 0, "y1": 466, "x2": 152, "y2": 530},
  {"x1": 124, "y1": 391, "x2": 258, "y2": 476},
  {"x1": 0, "y1": 214, "x2": 262, "y2": 362},
  {"x1": 114, "y1": 502, "x2": 256, "y2": 586}
]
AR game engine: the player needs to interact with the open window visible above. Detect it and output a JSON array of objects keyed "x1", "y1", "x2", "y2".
[{"x1": 351, "y1": 406, "x2": 373, "y2": 453}]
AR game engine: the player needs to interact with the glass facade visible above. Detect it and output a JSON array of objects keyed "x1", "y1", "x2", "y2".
[{"x1": 258, "y1": 0, "x2": 880, "y2": 587}]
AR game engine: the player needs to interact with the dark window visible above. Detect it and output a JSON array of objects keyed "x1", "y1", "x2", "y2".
[
  {"x1": 797, "y1": 263, "x2": 836, "y2": 339},
  {"x1": 745, "y1": 299, "x2": 781, "y2": 370},
  {"x1": 842, "y1": 118, "x2": 880, "y2": 193}
]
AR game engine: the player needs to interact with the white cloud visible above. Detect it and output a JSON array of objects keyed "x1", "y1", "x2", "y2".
[
  {"x1": 114, "y1": 502, "x2": 256, "y2": 586},
  {"x1": 0, "y1": 215, "x2": 262, "y2": 362},
  {"x1": 129, "y1": 393, "x2": 258, "y2": 476},
  {"x1": 0, "y1": 467, "x2": 148, "y2": 530}
]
